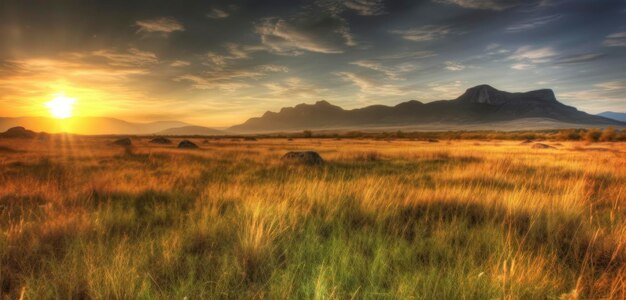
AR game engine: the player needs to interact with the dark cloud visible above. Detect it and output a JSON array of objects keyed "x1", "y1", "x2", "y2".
[{"x1": 0, "y1": 0, "x2": 625, "y2": 122}]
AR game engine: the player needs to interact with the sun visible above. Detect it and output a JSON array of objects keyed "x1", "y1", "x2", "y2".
[{"x1": 45, "y1": 93, "x2": 76, "y2": 119}]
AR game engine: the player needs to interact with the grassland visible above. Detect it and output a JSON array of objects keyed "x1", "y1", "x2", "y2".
[{"x1": 0, "y1": 137, "x2": 624, "y2": 299}]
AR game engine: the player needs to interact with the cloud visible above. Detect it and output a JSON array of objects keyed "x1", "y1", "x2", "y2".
[
  {"x1": 135, "y1": 17, "x2": 184, "y2": 34},
  {"x1": 506, "y1": 15, "x2": 562, "y2": 32},
  {"x1": 434, "y1": 0, "x2": 540, "y2": 11},
  {"x1": 336, "y1": 72, "x2": 407, "y2": 95},
  {"x1": 427, "y1": 81, "x2": 466, "y2": 99},
  {"x1": 594, "y1": 80, "x2": 626, "y2": 91},
  {"x1": 390, "y1": 25, "x2": 451, "y2": 42},
  {"x1": 553, "y1": 53, "x2": 604, "y2": 64},
  {"x1": 351, "y1": 60, "x2": 416, "y2": 80},
  {"x1": 444, "y1": 61, "x2": 465, "y2": 71},
  {"x1": 316, "y1": 0, "x2": 386, "y2": 16},
  {"x1": 603, "y1": 31, "x2": 626, "y2": 47},
  {"x1": 207, "y1": 8, "x2": 229, "y2": 19},
  {"x1": 204, "y1": 43, "x2": 265, "y2": 68},
  {"x1": 508, "y1": 46, "x2": 556, "y2": 63},
  {"x1": 174, "y1": 74, "x2": 251, "y2": 91},
  {"x1": 91, "y1": 48, "x2": 158, "y2": 67},
  {"x1": 255, "y1": 17, "x2": 353, "y2": 55},
  {"x1": 510, "y1": 63, "x2": 534, "y2": 70},
  {"x1": 170, "y1": 60, "x2": 191, "y2": 67},
  {"x1": 176, "y1": 64, "x2": 287, "y2": 91},
  {"x1": 265, "y1": 77, "x2": 323, "y2": 98},
  {"x1": 558, "y1": 80, "x2": 626, "y2": 113}
]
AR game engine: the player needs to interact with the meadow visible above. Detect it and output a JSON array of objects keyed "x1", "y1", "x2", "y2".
[{"x1": 0, "y1": 137, "x2": 624, "y2": 299}]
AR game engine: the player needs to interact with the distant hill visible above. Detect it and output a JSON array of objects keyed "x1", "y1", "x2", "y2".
[
  {"x1": 0, "y1": 126, "x2": 38, "y2": 138},
  {"x1": 230, "y1": 85, "x2": 624, "y2": 132},
  {"x1": 597, "y1": 111, "x2": 626, "y2": 122},
  {"x1": 157, "y1": 126, "x2": 226, "y2": 136},
  {"x1": 0, "y1": 117, "x2": 191, "y2": 135}
]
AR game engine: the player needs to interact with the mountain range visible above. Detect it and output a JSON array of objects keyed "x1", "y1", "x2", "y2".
[
  {"x1": 2, "y1": 85, "x2": 624, "y2": 135},
  {"x1": 0, "y1": 117, "x2": 224, "y2": 135},
  {"x1": 229, "y1": 85, "x2": 624, "y2": 132},
  {"x1": 597, "y1": 111, "x2": 626, "y2": 122}
]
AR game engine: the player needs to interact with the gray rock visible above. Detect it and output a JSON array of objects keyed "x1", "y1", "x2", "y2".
[
  {"x1": 282, "y1": 151, "x2": 324, "y2": 165},
  {"x1": 150, "y1": 137, "x2": 172, "y2": 144},
  {"x1": 113, "y1": 138, "x2": 132, "y2": 146},
  {"x1": 531, "y1": 143, "x2": 555, "y2": 149},
  {"x1": 178, "y1": 140, "x2": 198, "y2": 149}
]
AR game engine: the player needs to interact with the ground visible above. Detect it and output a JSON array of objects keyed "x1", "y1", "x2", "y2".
[{"x1": 0, "y1": 137, "x2": 624, "y2": 299}]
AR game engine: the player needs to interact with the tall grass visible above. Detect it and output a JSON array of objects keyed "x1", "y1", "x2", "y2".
[{"x1": 0, "y1": 137, "x2": 624, "y2": 299}]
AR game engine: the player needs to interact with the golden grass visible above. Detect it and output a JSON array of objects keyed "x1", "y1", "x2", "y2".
[{"x1": 0, "y1": 137, "x2": 624, "y2": 299}]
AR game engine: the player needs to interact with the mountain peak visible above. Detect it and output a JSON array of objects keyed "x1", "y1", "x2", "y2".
[
  {"x1": 456, "y1": 84, "x2": 557, "y2": 105},
  {"x1": 315, "y1": 100, "x2": 332, "y2": 106},
  {"x1": 457, "y1": 85, "x2": 508, "y2": 105}
]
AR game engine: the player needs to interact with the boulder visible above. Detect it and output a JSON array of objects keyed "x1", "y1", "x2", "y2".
[
  {"x1": 178, "y1": 140, "x2": 198, "y2": 149},
  {"x1": 150, "y1": 137, "x2": 172, "y2": 144},
  {"x1": 531, "y1": 143, "x2": 555, "y2": 149},
  {"x1": 113, "y1": 138, "x2": 132, "y2": 146},
  {"x1": 282, "y1": 151, "x2": 324, "y2": 165},
  {"x1": 427, "y1": 139, "x2": 439, "y2": 143}
]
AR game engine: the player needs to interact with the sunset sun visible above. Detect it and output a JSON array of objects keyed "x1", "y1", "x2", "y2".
[{"x1": 45, "y1": 93, "x2": 76, "y2": 119}]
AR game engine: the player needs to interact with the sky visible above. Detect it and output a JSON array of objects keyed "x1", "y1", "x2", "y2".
[{"x1": 1, "y1": 0, "x2": 625, "y2": 126}]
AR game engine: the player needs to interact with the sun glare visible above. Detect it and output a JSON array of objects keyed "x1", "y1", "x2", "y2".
[{"x1": 45, "y1": 93, "x2": 76, "y2": 119}]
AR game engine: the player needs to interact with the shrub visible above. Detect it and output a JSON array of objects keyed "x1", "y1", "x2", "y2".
[
  {"x1": 584, "y1": 129, "x2": 602, "y2": 143},
  {"x1": 599, "y1": 127, "x2": 616, "y2": 142}
]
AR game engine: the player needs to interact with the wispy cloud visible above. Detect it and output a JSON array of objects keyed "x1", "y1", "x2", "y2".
[
  {"x1": 207, "y1": 8, "x2": 230, "y2": 19},
  {"x1": 511, "y1": 63, "x2": 534, "y2": 70},
  {"x1": 559, "y1": 80, "x2": 626, "y2": 113},
  {"x1": 91, "y1": 48, "x2": 158, "y2": 67},
  {"x1": 553, "y1": 53, "x2": 604, "y2": 64},
  {"x1": 603, "y1": 31, "x2": 626, "y2": 47},
  {"x1": 317, "y1": 0, "x2": 386, "y2": 16},
  {"x1": 351, "y1": 60, "x2": 416, "y2": 80},
  {"x1": 509, "y1": 46, "x2": 556, "y2": 63},
  {"x1": 135, "y1": 17, "x2": 184, "y2": 35},
  {"x1": 170, "y1": 60, "x2": 191, "y2": 67},
  {"x1": 427, "y1": 81, "x2": 466, "y2": 99},
  {"x1": 265, "y1": 77, "x2": 323, "y2": 98},
  {"x1": 255, "y1": 17, "x2": 352, "y2": 55},
  {"x1": 336, "y1": 72, "x2": 407, "y2": 96},
  {"x1": 390, "y1": 25, "x2": 451, "y2": 42},
  {"x1": 506, "y1": 15, "x2": 562, "y2": 32},
  {"x1": 434, "y1": 0, "x2": 540, "y2": 11},
  {"x1": 444, "y1": 61, "x2": 465, "y2": 71}
]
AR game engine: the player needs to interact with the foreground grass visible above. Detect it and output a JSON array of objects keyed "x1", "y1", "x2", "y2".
[{"x1": 0, "y1": 138, "x2": 624, "y2": 299}]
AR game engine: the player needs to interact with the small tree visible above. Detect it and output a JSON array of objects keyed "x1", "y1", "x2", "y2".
[
  {"x1": 600, "y1": 127, "x2": 616, "y2": 142},
  {"x1": 302, "y1": 130, "x2": 313, "y2": 138},
  {"x1": 584, "y1": 129, "x2": 602, "y2": 143},
  {"x1": 557, "y1": 129, "x2": 581, "y2": 140}
]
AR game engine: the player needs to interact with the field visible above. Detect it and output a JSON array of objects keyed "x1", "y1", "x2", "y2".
[{"x1": 1, "y1": 137, "x2": 625, "y2": 299}]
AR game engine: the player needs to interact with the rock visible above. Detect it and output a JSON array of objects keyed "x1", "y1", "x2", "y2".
[
  {"x1": 0, "y1": 126, "x2": 37, "y2": 138},
  {"x1": 282, "y1": 151, "x2": 324, "y2": 165},
  {"x1": 150, "y1": 137, "x2": 172, "y2": 144},
  {"x1": 113, "y1": 138, "x2": 132, "y2": 146},
  {"x1": 520, "y1": 139, "x2": 533, "y2": 144},
  {"x1": 178, "y1": 140, "x2": 198, "y2": 149},
  {"x1": 427, "y1": 139, "x2": 439, "y2": 143},
  {"x1": 531, "y1": 143, "x2": 555, "y2": 149}
]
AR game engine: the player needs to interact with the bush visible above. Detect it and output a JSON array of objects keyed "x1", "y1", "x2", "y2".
[
  {"x1": 599, "y1": 127, "x2": 616, "y2": 142},
  {"x1": 584, "y1": 129, "x2": 602, "y2": 143}
]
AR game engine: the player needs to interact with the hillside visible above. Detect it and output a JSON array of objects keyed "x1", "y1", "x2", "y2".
[{"x1": 230, "y1": 85, "x2": 623, "y2": 132}]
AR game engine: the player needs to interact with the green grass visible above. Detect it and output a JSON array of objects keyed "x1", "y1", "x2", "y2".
[{"x1": 0, "y1": 138, "x2": 624, "y2": 299}]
